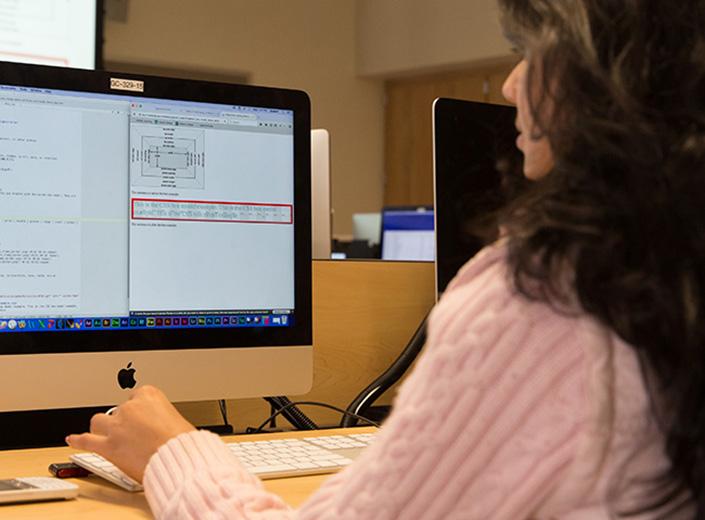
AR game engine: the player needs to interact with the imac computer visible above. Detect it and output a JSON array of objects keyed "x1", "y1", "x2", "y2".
[
  {"x1": 433, "y1": 98, "x2": 526, "y2": 296},
  {"x1": 380, "y1": 206, "x2": 435, "y2": 261},
  {"x1": 311, "y1": 129, "x2": 331, "y2": 259},
  {"x1": 0, "y1": 62, "x2": 313, "y2": 439},
  {"x1": 0, "y1": 0, "x2": 103, "y2": 69}
]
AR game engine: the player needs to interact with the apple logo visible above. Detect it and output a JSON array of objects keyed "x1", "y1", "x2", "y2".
[{"x1": 117, "y1": 362, "x2": 137, "y2": 389}]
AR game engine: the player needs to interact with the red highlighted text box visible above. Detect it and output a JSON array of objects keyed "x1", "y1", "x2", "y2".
[{"x1": 131, "y1": 199, "x2": 293, "y2": 224}]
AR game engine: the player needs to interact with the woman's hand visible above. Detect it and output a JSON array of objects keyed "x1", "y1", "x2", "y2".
[{"x1": 66, "y1": 385, "x2": 196, "y2": 482}]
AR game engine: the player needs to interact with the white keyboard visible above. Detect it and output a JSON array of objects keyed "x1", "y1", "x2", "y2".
[
  {"x1": 70, "y1": 431, "x2": 376, "y2": 492},
  {"x1": 69, "y1": 452, "x2": 143, "y2": 492},
  {"x1": 228, "y1": 432, "x2": 376, "y2": 478}
]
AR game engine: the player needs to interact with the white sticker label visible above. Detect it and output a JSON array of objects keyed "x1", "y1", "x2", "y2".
[{"x1": 110, "y1": 78, "x2": 144, "y2": 92}]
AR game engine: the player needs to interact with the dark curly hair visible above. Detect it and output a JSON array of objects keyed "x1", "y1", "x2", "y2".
[{"x1": 498, "y1": 0, "x2": 705, "y2": 517}]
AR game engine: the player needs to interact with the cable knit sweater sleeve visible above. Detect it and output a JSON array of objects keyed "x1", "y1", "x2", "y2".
[{"x1": 143, "y1": 243, "x2": 631, "y2": 519}]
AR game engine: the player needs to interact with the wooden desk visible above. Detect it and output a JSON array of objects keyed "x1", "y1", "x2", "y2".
[{"x1": 0, "y1": 427, "x2": 375, "y2": 518}]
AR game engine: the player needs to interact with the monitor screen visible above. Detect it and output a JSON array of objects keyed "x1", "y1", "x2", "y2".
[
  {"x1": 433, "y1": 98, "x2": 526, "y2": 296},
  {"x1": 380, "y1": 206, "x2": 434, "y2": 261},
  {"x1": 0, "y1": 62, "x2": 312, "y2": 426},
  {"x1": 0, "y1": 0, "x2": 103, "y2": 69},
  {"x1": 352, "y1": 213, "x2": 381, "y2": 246}
]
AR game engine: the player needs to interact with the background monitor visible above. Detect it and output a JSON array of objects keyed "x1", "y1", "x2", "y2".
[
  {"x1": 0, "y1": 0, "x2": 103, "y2": 69},
  {"x1": 352, "y1": 213, "x2": 381, "y2": 246},
  {"x1": 311, "y1": 129, "x2": 332, "y2": 259},
  {"x1": 380, "y1": 206, "x2": 434, "y2": 261},
  {"x1": 433, "y1": 98, "x2": 526, "y2": 296},
  {"x1": 0, "y1": 62, "x2": 312, "y2": 446}
]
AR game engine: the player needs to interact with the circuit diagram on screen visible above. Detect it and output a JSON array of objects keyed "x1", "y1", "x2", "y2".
[{"x1": 130, "y1": 126, "x2": 205, "y2": 189}]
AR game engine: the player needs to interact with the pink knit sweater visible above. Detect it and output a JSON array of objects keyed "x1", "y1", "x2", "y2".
[{"x1": 143, "y1": 244, "x2": 676, "y2": 519}]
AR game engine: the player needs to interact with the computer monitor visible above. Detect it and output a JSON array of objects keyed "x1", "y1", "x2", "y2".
[
  {"x1": 380, "y1": 206, "x2": 435, "y2": 261},
  {"x1": 433, "y1": 98, "x2": 526, "y2": 296},
  {"x1": 341, "y1": 100, "x2": 523, "y2": 422},
  {"x1": 352, "y1": 213, "x2": 381, "y2": 246},
  {"x1": 0, "y1": 62, "x2": 313, "y2": 422},
  {"x1": 311, "y1": 129, "x2": 331, "y2": 259},
  {"x1": 0, "y1": 0, "x2": 103, "y2": 69}
]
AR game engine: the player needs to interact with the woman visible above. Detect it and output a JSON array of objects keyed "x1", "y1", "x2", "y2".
[{"x1": 67, "y1": 0, "x2": 705, "y2": 518}]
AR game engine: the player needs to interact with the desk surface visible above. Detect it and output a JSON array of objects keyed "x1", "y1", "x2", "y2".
[{"x1": 0, "y1": 427, "x2": 375, "y2": 519}]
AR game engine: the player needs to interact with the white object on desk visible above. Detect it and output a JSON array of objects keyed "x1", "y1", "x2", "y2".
[{"x1": 0, "y1": 477, "x2": 78, "y2": 504}]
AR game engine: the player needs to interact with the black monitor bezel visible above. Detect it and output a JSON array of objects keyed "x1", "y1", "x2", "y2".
[
  {"x1": 433, "y1": 98, "x2": 523, "y2": 296},
  {"x1": 0, "y1": 61, "x2": 312, "y2": 355}
]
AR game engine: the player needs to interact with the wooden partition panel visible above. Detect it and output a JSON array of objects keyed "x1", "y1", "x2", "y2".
[
  {"x1": 384, "y1": 58, "x2": 518, "y2": 207},
  {"x1": 176, "y1": 259, "x2": 436, "y2": 432}
]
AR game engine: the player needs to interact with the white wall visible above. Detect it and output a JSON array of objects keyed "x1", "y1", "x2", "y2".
[
  {"x1": 356, "y1": 0, "x2": 511, "y2": 77},
  {"x1": 104, "y1": 0, "x2": 385, "y2": 237}
]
